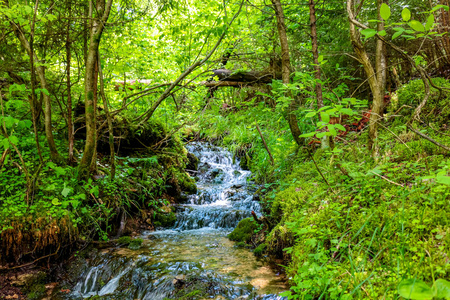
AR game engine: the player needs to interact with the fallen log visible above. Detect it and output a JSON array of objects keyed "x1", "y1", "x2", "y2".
[
  {"x1": 114, "y1": 79, "x2": 154, "y2": 91},
  {"x1": 203, "y1": 81, "x2": 246, "y2": 87},
  {"x1": 213, "y1": 69, "x2": 281, "y2": 83}
]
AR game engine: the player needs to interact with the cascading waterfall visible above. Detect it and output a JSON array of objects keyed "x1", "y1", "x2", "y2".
[{"x1": 65, "y1": 142, "x2": 286, "y2": 300}]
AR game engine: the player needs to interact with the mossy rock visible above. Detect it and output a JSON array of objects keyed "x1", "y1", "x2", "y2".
[
  {"x1": 179, "y1": 172, "x2": 197, "y2": 195},
  {"x1": 186, "y1": 152, "x2": 199, "y2": 171},
  {"x1": 254, "y1": 243, "x2": 267, "y2": 257},
  {"x1": 154, "y1": 211, "x2": 177, "y2": 228},
  {"x1": 117, "y1": 236, "x2": 131, "y2": 245},
  {"x1": 228, "y1": 218, "x2": 257, "y2": 243},
  {"x1": 128, "y1": 238, "x2": 143, "y2": 250}
]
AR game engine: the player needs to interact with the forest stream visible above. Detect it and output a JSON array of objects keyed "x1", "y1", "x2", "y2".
[{"x1": 61, "y1": 142, "x2": 287, "y2": 299}]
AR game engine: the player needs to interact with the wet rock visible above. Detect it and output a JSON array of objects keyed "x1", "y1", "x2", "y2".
[
  {"x1": 231, "y1": 184, "x2": 244, "y2": 189},
  {"x1": 186, "y1": 152, "x2": 200, "y2": 171},
  {"x1": 172, "y1": 275, "x2": 186, "y2": 288},
  {"x1": 210, "y1": 168, "x2": 223, "y2": 178}
]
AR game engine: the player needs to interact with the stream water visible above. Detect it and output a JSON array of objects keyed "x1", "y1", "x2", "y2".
[{"x1": 63, "y1": 142, "x2": 286, "y2": 299}]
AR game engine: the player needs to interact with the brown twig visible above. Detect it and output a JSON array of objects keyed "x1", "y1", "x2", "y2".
[
  {"x1": 8, "y1": 244, "x2": 61, "y2": 270},
  {"x1": 255, "y1": 121, "x2": 274, "y2": 166}
]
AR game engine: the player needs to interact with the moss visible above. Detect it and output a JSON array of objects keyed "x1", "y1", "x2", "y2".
[
  {"x1": 117, "y1": 236, "x2": 131, "y2": 245},
  {"x1": 154, "y1": 211, "x2": 177, "y2": 228},
  {"x1": 25, "y1": 272, "x2": 47, "y2": 300},
  {"x1": 186, "y1": 152, "x2": 199, "y2": 171},
  {"x1": 179, "y1": 172, "x2": 197, "y2": 194},
  {"x1": 253, "y1": 243, "x2": 267, "y2": 257},
  {"x1": 228, "y1": 218, "x2": 257, "y2": 243},
  {"x1": 128, "y1": 238, "x2": 143, "y2": 250}
]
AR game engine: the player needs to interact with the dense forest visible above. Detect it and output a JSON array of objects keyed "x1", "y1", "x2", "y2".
[{"x1": 0, "y1": 0, "x2": 449, "y2": 299}]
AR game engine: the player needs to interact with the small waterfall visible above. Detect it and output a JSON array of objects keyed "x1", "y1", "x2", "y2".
[
  {"x1": 174, "y1": 142, "x2": 260, "y2": 231},
  {"x1": 65, "y1": 142, "x2": 286, "y2": 300}
]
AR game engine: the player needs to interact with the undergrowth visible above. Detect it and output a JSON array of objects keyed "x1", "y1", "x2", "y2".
[{"x1": 195, "y1": 78, "x2": 450, "y2": 299}]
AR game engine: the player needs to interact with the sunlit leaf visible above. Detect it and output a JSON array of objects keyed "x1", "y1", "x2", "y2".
[
  {"x1": 398, "y1": 279, "x2": 433, "y2": 299},
  {"x1": 361, "y1": 28, "x2": 377, "y2": 39},
  {"x1": 380, "y1": 3, "x2": 391, "y2": 21},
  {"x1": 402, "y1": 8, "x2": 411, "y2": 21},
  {"x1": 425, "y1": 14, "x2": 434, "y2": 31},
  {"x1": 430, "y1": 4, "x2": 449, "y2": 13},
  {"x1": 299, "y1": 132, "x2": 316, "y2": 138},
  {"x1": 433, "y1": 279, "x2": 450, "y2": 298},
  {"x1": 321, "y1": 112, "x2": 330, "y2": 123},
  {"x1": 409, "y1": 20, "x2": 425, "y2": 32}
]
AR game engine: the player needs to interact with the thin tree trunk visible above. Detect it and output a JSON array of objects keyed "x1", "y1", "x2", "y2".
[
  {"x1": 29, "y1": 0, "x2": 43, "y2": 164},
  {"x1": 271, "y1": 0, "x2": 304, "y2": 146},
  {"x1": 255, "y1": 122, "x2": 274, "y2": 166},
  {"x1": 347, "y1": 0, "x2": 382, "y2": 154},
  {"x1": 309, "y1": 0, "x2": 323, "y2": 108},
  {"x1": 9, "y1": 8, "x2": 62, "y2": 163},
  {"x1": 98, "y1": 52, "x2": 115, "y2": 180},
  {"x1": 67, "y1": 0, "x2": 74, "y2": 164},
  {"x1": 78, "y1": 0, "x2": 113, "y2": 179}
]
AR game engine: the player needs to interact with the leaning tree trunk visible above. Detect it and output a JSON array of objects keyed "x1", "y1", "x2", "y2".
[
  {"x1": 347, "y1": 0, "x2": 382, "y2": 155},
  {"x1": 78, "y1": 0, "x2": 113, "y2": 179},
  {"x1": 9, "y1": 8, "x2": 63, "y2": 163},
  {"x1": 271, "y1": 0, "x2": 304, "y2": 146}
]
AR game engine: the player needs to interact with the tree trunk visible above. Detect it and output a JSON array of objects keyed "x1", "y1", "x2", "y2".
[
  {"x1": 98, "y1": 52, "x2": 115, "y2": 180},
  {"x1": 309, "y1": 0, "x2": 323, "y2": 108},
  {"x1": 66, "y1": 1, "x2": 74, "y2": 164},
  {"x1": 271, "y1": 0, "x2": 304, "y2": 146},
  {"x1": 78, "y1": 0, "x2": 113, "y2": 179},
  {"x1": 10, "y1": 14, "x2": 62, "y2": 163},
  {"x1": 347, "y1": 0, "x2": 382, "y2": 155}
]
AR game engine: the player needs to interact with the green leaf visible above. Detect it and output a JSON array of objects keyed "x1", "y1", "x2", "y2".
[
  {"x1": 425, "y1": 14, "x2": 434, "y2": 31},
  {"x1": 380, "y1": 3, "x2": 391, "y2": 21},
  {"x1": 398, "y1": 279, "x2": 434, "y2": 299},
  {"x1": 361, "y1": 28, "x2": 377, "y2": 39},
  {"x1": 335, "y1": 124, "x2": 346, "y2": 131},
  {"x1": 316, "y1": 132, "x2": 327, "y2": 138},
  {"x1": 300, "y1": 132, "x2": 316, "y2": 138},
  {"x1": 402, "y1": 8, "x2": 411, "y2": 22},
  {"x1": 378, "y1": 30, "x2": 387, "y2": 36},
  {"x1": 52, "y1": 198, "x2": 61, "y2": 206},
  {"x1": 436, "y1": 175, "x2": 450, "y2": 186},
  {"x1": 321, "y1": 112, "x2": 330, "y2": 123},
  {"x1": 433, "y1": 279, "x2": 450, "y2": 298},
  {"x1": 61, "y1": 186, "x2": 71, "y2": 197},
  {"x1": 328, "y1": 126, "x2": 337, "y2": 136},
  {"x1": 318, "y1": 55, "x2": 324, "y2": 63},
  {"x1": 430, "y1": 5, "x2": 449, "y2": 13},
  {"x1": 305, "y1": 111, "x2": 317, "y2": 118},
  {"x1": 9, "y1": 135, "x2": 19, "y2": 145},
  {"x1": 409, "y1": 20, "x2": 425, "y2": 32},
  {"x1": 392, "y1": 31, "x2": 403, "y2": 40}
]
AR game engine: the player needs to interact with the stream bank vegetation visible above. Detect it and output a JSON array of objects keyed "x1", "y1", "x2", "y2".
[{"x1": 0, "y1": 0, "x2": 449, "y2": 299}]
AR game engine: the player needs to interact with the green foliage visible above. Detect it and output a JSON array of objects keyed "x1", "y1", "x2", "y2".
[{"x1": 393, "y1": 77, "x2": 450, "y2": 124}]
